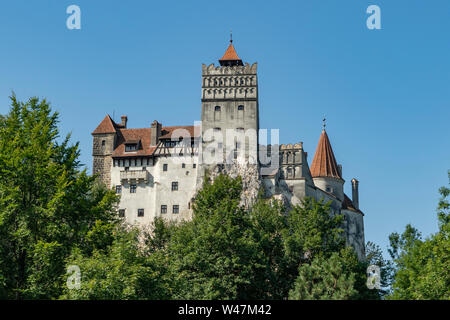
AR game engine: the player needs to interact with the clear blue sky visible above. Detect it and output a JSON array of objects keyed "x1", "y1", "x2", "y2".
[{"x1": 1, "y1": 0, "x2": 449, "y2": 257}]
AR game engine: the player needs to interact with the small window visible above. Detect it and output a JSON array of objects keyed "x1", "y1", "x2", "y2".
[
  {"x1": 238, "y1": 105, "x2": 244, "y2": 111},
  {"x1": 161, "y1": 205, "x2": 167, "y2": 214},
  {"x1": 236, "y1": 127, "x2": 244, "y2": 133},
  {"x1": 119, "y1": 209, "x2": 125, "y2": 218},
  {"x1": 213, "y1": 127, "x2": 221, "y2": 132},
  {"x1": 193, "y1": 164, "x2": 196, "y2": 168},
  {"x1": 130, "y1": 184, "x2": 137, "y2": 193},
  {"x1": 326, "y1": 187, "x2": 332, "y2": 193},
  {"x1": 182, "y1": 163, "x2": 185, "y2": 168},
  {"x1": 172, "y1": 182, "x2": 178, "y2": 191},
  {"x1": 115, "y1": 185, "x2": 122, "y2": 194},
  {"x1": 215, "y1": 106, "x2": 221, "y2": 111},
  {"x1": 163, "y1": 164, "x2": 168, "y2": 171},
  {"x1": 172, "y1": 205, "x2": 179, "y2": 214},
  {"x1": 125, "y1": 144, "x2": 138, "y2": 152},
  {"x1": 101, "y1": 140, "x2": 106, "y2": 146},
  {"x1": 137, "y1": 209, "x2": 144, "y2": 217}
]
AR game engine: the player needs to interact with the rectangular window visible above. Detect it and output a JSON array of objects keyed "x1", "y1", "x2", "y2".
[
  {"x1": 161, "y1": 205, "x2": 167, "y2": 214},
  {"x1": 193, "y1": 164, "x2": 196, "y2": 168},
  {"x1": 172, "y1": 205, "x2": 179, "y2": 214},
  {"x1": 171, "y1": 182, "x2": 178, "y2": 191},
  {"x1": 163, "y1": 163, "x2": 168, "y2": 171},
  {"x1": 119, "y1": 209, "x2": 125, "y2": 218},
  {"x1": 130, "y1": 184, "x2": 137, "y2": 193},
  {"x1": 182, "y1": 163, "x2": 185, "y2": 168},
  {"x1": 125, "y1": 144, "x2": 138, "y2": 152},
  {"x1": 115, "y1": 185, "x2": 122, "y2": 194},
  {"x1": 137, "y1": 209, "x2": 144, "y2": 217}
]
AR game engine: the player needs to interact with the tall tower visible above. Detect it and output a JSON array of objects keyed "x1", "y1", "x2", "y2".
[
  {"x1": 91, "y1": 115, "x2": 119, "y2": 188},
  {"x1": 200, "y1": 38, "x2": 259, "y2": 167}
]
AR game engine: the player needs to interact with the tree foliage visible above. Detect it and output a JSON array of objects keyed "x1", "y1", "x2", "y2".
[
  {"x1": 387, "y1": 171, "x2": 450, "y2": 300},
  {"x1": 0, "y1": 95, "x2": 119, "y2": 299}
]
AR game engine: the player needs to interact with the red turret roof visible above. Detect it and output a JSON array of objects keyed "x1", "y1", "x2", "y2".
[
  {"x1": 219, "y1": 43, "x2": 242, "y2": 62},
  {"x1": 92, "y1": 115, "x2": 118, "y2": 134},
  {"x1": 310, "y1": 130, "x2": 342, "y2": 179}
]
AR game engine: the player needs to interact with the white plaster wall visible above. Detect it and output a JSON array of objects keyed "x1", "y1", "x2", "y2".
[{"x1": 111, "y1": 155, "x2": 199, "y2": 225}]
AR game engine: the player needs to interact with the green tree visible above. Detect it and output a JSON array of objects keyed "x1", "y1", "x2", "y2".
[
  {"x1": 388, "y1": 171, "x2": 450, "y2": 300},
  {"x1": 0, "y1": 95, "x2": 118, "y2": 299},
  {"x1": 62, "y1": 227, "x2": 171, "y2": 300},
  {"x1": 165, "y1": 175, "x2": 266, "y2": 299},
  {"x1": 288, "y1": 248, "x2": 359, "y2": 300}
]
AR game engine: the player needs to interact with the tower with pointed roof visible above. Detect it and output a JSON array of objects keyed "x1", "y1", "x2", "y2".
[
  {"x1": 200, "y1": 38, "x2": 259, "y2": 166},
  {"x1": 310, "y1": 127, "x2": 345, "y2": 201},
  {"x1": 92, "y1": 115, "x2": 123, "y2": 187}
]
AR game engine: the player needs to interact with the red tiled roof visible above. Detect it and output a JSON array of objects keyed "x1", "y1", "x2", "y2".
[
  {"x1": 342, "y1": 194, "x2": 363, "y2": 214},
  {"x1": 310, "y1": 130, "x2": 341, "y2": 179},
  {"x1": 112, "y1": 125, "x2": 199, "y2": 158},
  {"x1": 159, "y1": 125, "x2": 199, "y2": 139},
  {"x1": 112, "y1": 128, "x2": 155, "y2": 157},
  {"x1": 219, "y1": 43, "x2": 242, "y2": 62},
  {"x1": 92, "y1": 115, "x2": 118, "y2": 134}
]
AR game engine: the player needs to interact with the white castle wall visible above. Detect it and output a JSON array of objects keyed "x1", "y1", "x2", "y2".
[{"x1": 111, "y1": 155, "x2": 198, "y2": 225}]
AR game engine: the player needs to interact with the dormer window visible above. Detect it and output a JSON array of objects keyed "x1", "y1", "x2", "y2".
[{"x1": 125, "y1": 140, "x2": 140, "y2": 152}]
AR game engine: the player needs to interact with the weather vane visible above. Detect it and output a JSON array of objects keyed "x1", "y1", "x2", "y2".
[{"x1": 230, "y1": 30, "x2": 233, "y2": 43}]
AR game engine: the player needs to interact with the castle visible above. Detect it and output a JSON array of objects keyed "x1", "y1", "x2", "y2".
[{"x1": 92, "y1": 40, "x2": 366, "y2": 259}]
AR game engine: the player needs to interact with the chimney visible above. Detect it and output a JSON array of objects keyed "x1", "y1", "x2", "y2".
[
  {"x1": 150, "y1": 120, "x2": 162, "y2": 146},
  {"x1": 121, "y1": 115, "x2": 128, "y2": 128},
  {"x1": 351, "y1": 178, "x2": 359, "y2": 210}
]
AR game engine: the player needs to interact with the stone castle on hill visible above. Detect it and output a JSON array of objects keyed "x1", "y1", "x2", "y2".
[{"x1": 92, "y1": 39, "x2": 366, "y2": 259}]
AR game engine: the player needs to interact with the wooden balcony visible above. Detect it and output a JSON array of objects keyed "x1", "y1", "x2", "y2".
[{"x1": 120, "y1": 170, "x2": 148, "y2": 184}]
